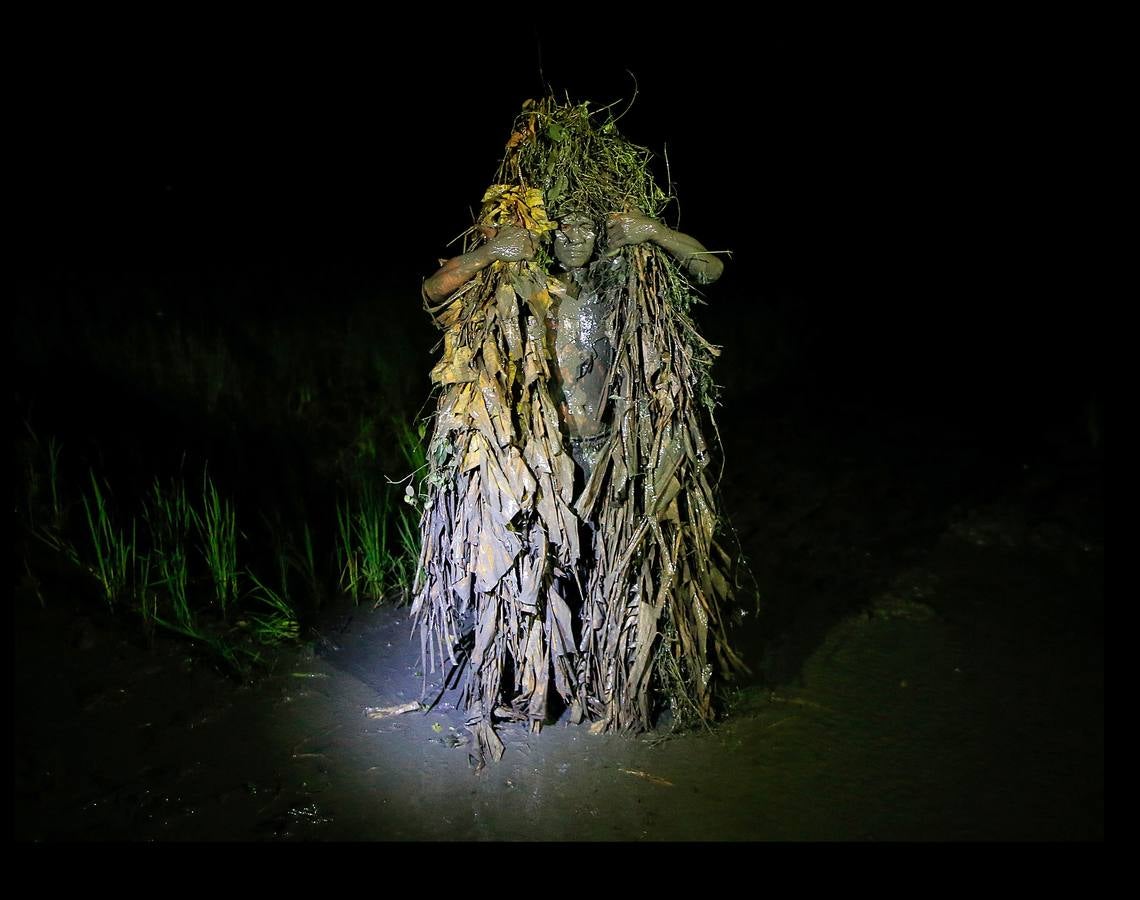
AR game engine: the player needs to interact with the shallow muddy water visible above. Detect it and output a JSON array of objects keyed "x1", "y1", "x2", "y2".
[{"x1": 14, "y1": 399, "x2": 1102, "y2": 840}]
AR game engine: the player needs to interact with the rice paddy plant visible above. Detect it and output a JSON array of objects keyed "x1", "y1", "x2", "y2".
[
  {"x1": 46, "y1": 436, "x2": 64, "y2": 527},
  {"x1": 81, "y1": 471, "x2": 138, "y2": 611},
  {"x1": 19, "y1": 423, "x2": 42, "y2": 524},
  {"x1": 136, "y1": 550, "x2": 157, "y2": 639},
  {"x1": 390, "y1": 498, "x2": 420, "y2": 601},
  {"x1": 335, "y1": 497, "x2": 361, "y2": 604},
  {"x1": 278, "y1": 516, "x2": 324, "y2": 609},
  {"x1": 297, "y1": 522, "x2": 321, "y2": 608},
  {"x1": 384, "y1": 416, "x2": 426, "y2": 600},
  {"x1": 331, "y1": 417, "x2": 427, "y2": 605},
  {"x1": 198, "y1": 469, "x2": 239, "y2": 615},
  {"x1": 276, "y1": 546, "x2": 291, "y2": 607},
  {"x1": 259, "y1": 511, "x2": 318, "y2": 614},
  {"x1": 244, "y1": 569, "x2": 301, "y2": 645},
  {"x1": 151, "y1": 612, "x2": 262, "y2": 676},
  {"x1": 357, "y1": 486, "x2": 389, "y2": 603},
  {"x1": 335, "y1": 485, "x2": 411, "y2": 605},
  {"x1": 395, "y1": 416, "x2": 428, "y2": 474},
  {"x1": 21, "y1": 423, "x2": 76, "y2": 562},
  {"x1": 143, "y1": 477, "x2": 196, "y2": 632},
  {"x1": 168, "y1": 542, "x2": 194, "y2": 630},
  {"x1": 29, "y1": 518, "x2": 82, "y2": 570},
  {"x1": 352, "y1": 414, "x2": 379, "y2": 467},
  {"x1": 271, "y1": 532, "x2": 292, "y2": 611}
]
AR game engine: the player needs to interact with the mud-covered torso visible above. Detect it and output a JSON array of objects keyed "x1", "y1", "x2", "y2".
[{"x1": 546, "y1": 259, "x2": 620, "y2": 440}]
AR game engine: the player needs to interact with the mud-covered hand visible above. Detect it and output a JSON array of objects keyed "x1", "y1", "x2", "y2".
[
  {"x1": 606, "y1": 212, "x2": 724, "y2": 284},
  {"x1": 485, "y1": 226, "x2": 539, "y2": 262},
  {"x1": 424, "y1": 226, "x2": 539, "y2": 304},
  {"x1": 605, "y1": 212, "x2": 665, "y2": 250}
]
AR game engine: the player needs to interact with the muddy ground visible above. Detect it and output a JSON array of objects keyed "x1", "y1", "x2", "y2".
[{"x1": 13, "y1": 389, "x2": 1103, "y2": 841}]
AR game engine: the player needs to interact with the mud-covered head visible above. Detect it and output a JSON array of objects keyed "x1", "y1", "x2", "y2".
[
  {"x1": 496, "y1": 96, "x2": 669, "y2": 231},
  {"x1": 552, "y1": 211, "x2": 598, "y2": 269}
]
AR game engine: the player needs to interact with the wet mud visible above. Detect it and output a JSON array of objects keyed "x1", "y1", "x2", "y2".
[{"x1": 13, "y1": 391, "x2": 1102, "y2": 841}]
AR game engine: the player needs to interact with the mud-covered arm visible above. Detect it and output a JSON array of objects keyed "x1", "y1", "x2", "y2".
[
  {"x1": 606, "y1": 212, "x2": 724, "y2": 285},
  {"x1": 423, "y1": 226, "x2": 539, "y2": 304}
]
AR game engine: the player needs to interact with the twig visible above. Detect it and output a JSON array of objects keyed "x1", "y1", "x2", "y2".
[
  {"x1": 619, "y1": 769, "x2": 673, "y2": 787},
  {"x1": 364, "y1": 701, "x2": 422, "y2": 719}
]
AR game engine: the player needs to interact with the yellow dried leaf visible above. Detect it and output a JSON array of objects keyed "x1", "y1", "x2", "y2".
[
  {"x1": 526, "y1": 287, "x2": 552, "y2": 320},
  {"x1": 430, "y1": 344, "x2": 477, "y2": 385},
  {"x1": 481, "y1": 184, "x2": 513, "y2": 204},
  {"x1": 437, "y1": 298, "x2": 463, "y2": 329},
  {"x1": 478, "y1": 184, "x2": 557, "y2": 234}
]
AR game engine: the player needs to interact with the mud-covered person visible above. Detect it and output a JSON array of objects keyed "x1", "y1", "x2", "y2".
[{"x1": 423, "y1": 212, "x2": 723, "y2": 482}]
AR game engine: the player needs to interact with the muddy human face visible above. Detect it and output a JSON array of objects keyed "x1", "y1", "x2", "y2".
[{"x1": 552, "y1": 213, "x2": 597, "y2": 269}]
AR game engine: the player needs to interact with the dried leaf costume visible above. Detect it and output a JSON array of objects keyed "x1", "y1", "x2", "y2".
[{"x1": 412, "y1": 98, "x2": 745, "y2": 766}]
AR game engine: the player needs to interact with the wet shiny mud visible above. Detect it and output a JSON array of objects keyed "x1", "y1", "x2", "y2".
[{"x1": 13, "y1": 392, "x2": 1102, "y2": 841}]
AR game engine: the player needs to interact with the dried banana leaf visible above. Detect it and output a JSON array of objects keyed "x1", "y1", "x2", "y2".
[{"x1": 412, "y1": 97, "x2": 746, "y2": 768}]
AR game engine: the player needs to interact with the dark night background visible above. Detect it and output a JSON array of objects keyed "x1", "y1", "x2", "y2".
[
  {"x1": 19, "y1": 15, "x2": 1100, "y2": 422},
  {"x1": 13, "y1": 13, "x2": 1103, "y2": 840}
]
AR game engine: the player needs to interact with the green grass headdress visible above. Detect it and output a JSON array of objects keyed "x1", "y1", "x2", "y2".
[{"x1": 480, "y1": 96, "x2": 670, "y2": 233}]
